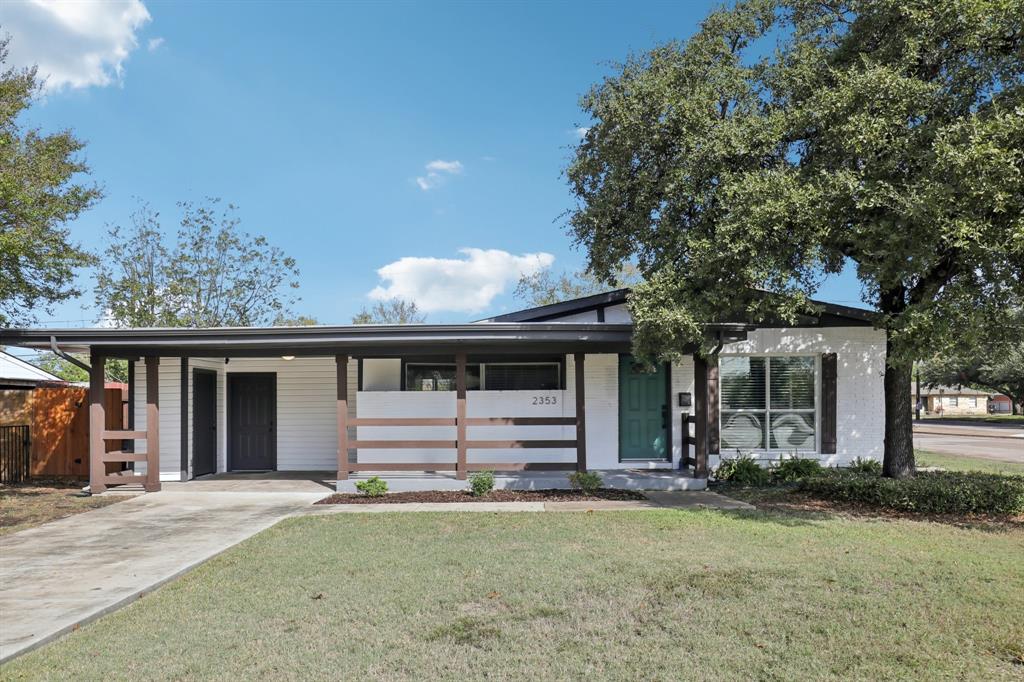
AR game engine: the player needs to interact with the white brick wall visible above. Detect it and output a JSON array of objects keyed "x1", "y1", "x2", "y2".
[{"x1": 709, "y1": 326, "x2": 887, "y2": 470}]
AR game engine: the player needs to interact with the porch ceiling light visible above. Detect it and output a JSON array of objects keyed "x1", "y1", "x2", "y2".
[{"x1": 281, "y1": 355, "x2": 295, "y2": 361}]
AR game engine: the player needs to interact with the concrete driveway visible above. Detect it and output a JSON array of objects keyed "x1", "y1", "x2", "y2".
[
  {"x1": 913, "y1": 421, "x2": 1024, "y2": 463},
  {"x1": 0, "y1": 490, "x2": 322, "y2": 663}
]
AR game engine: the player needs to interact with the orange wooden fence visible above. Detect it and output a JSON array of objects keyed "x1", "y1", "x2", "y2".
[{"x1": 29, "y1": 387, "x2": 125, "y2": 478}]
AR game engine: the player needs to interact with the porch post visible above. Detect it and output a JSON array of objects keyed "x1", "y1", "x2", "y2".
[
  {"x1": 145, "y1": 357, "x2": 161, "y2": 492},
  {"x1": 455, "y1": 351, "x2": 467, "y2": 480},
  {"x1": 89, "y1": 352, "x2": 106, "y2": 495},
  {"x1": 693, "y1": 354, "x2": 709, "y2": 479},
  {"x1": 336, "y1": 354, "x2": 349, "y2": 480},
  {"x1": 574, "y1": 352, "x2": 587, "y2": 472}
]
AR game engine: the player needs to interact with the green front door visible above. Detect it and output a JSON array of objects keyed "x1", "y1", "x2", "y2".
[{"x1": 618, "y1": 356, "x2": 669, "y2": 461}]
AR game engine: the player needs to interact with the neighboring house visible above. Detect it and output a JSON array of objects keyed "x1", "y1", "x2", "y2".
[
  {"x1": 987, "y1": 394, "x2": 1014, "y2": 414},
  {"x1": 0, "y1": 351, "x2": 63, "y2": 390},
  {"x1": 0, "y1": 290, "x2": 886, "y2": 493},
  {"x1": 912, "y1": 384, "x2": 990, "y2": 416}
]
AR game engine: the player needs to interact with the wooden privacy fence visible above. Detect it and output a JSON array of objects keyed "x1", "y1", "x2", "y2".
[
  {"x1": 0, "y1": 425, "x2": 31, "y2": 484},
  {"x1": 27, "y1": 386, "x2": 125, "y2": 478}
]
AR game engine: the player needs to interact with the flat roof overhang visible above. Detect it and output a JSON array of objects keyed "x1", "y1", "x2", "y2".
[{"x1": 0, "y1": 322, "x2": 755, "y2": 359}]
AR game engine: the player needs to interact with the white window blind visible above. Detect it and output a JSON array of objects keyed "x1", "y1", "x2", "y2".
[{"x1": 720, "y1": 356, "x2": 817, "y2": 452}]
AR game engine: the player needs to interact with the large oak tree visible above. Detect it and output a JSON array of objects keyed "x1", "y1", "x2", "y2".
[{"x1": 566, "y1": 0, "x2": 1024, "y2": 476}]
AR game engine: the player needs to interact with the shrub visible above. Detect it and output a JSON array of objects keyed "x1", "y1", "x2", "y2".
[
  {"x1": 354, "y1": 476, "x2": 388, "y2": 497},
  {"x1": 772, "y1": 455, "x2": 823, "y2": 483},
  {"x1": 797, "y1": 470, "x2": 1024, "y2": 515},
  {"x1": 715, "y1": 455, "x2": 770, "y2": 486},
  {"x1": 849, "y1": 457, "x2": 882, "y2": 475},
  {"x1": 469, "y1": 470, "x2": 495, "y2": 497},
  {"x1": 568, "y1": 471, "x2": 604, "y2": 494}
]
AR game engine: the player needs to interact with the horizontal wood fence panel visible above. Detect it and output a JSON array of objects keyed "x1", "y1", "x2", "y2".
[
  {"x1": 351, "y1": 440, "x2": 457, "y2": 449},
  {"x1": 466, "y1": 440, "x2": 577, "y2": 449},
  {"x1": 102, "y1": 430, "x2": 147, "y2": 440},
  {"x1": 350, "y1": 418, "x2": 457, "y2": 426},
  {"x1": 348, "y1": 462, "x2": 457, "y2": 471},
  {"x1": 465, "y1": 462, "x2": 576, "y2": 471},
  {"x1": 102, "y1": 474, "x2": 148, "y2": 485},
  {"x1": 100, "y1": 451, "x2": 150, "y2": 463},
  {"x1": 464, "y1": 417, "x2": 576, "y2": 426}
]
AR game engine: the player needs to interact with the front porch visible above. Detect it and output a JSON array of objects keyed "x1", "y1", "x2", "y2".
[{"x1": 20, "y1": 322, "x2": 718, "y2": 494}]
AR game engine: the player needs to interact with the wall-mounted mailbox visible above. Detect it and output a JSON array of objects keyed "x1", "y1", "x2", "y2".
[{"x1": 678, "y1": 392, "x2": 691, "y2": 407}]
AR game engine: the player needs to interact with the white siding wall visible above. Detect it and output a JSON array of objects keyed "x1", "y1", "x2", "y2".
[
  {"x1": 132, "y1": 358, "x2": 183, "y2": 481},
  {"x1": 136, "y1": 356, "x2": 355, "y2": 477}
]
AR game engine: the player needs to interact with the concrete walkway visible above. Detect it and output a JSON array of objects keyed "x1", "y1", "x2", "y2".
[{"x1": 0, "y1": 490, "x2": 321, "y2": 663}]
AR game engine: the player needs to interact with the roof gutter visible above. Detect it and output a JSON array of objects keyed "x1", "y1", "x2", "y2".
[{"x1": 50, "y1": 336, "x2": 91, "y2": 372}]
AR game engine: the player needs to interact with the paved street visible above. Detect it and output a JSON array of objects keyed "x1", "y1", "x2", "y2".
[{"x1": 913, "y1": 421, "x2": 1024, "y2": 463}]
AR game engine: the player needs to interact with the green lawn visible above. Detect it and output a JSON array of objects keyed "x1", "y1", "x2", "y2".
[
  {"x1": 916, "y1": 449, "x2": 1024, "y2": 475},
  {"x1": 3, "y1": 511, "x2": 1022, "y2": 680}
]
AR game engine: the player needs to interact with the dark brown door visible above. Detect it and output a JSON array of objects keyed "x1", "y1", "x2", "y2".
[
  {"x1": 193, "y1": 369, "x2": 217, "y2": 477},
  {"x1": 228, "y1": 373, "x2": 276, "y2": 471}
]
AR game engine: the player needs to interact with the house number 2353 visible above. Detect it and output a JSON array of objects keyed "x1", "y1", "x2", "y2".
[{"x1": 532, "y1": 396, "x2": 557, "y2": 405}]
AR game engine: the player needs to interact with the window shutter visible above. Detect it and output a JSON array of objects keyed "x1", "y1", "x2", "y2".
[
  {"x1": 707, "y1": 357, "x2": 720, "y2": 454},
  {"x1": 820, "y1": 353, "x2": 837, "y2": 454}
]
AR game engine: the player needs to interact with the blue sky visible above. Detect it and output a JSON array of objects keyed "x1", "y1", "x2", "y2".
[{"x1": 3, "y1": 0, "x2": 863, "y2": 328}]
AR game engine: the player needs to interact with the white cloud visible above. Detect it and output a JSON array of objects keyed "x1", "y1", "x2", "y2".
[
  {"x1": 369, "y1": 248, "x2": 555, "y2": 313},
  {"x1": 415, "y1": 159, "x2": 463, "y2": 191},
  {"x1": 574, "y1": 127, "x2": 590, "y2": 139},
  {"x1": 147, "y1": 36, "x2": 164, "y2": 52},
  {"x1": 1, "y1": 0, "x2": 151, "y2": 92}
]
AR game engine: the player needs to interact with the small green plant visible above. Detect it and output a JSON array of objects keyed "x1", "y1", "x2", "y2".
[
  {"x1": 849, "y1": 457, "x2": 882, "y2": 475},
  {"x1": 715, "y1": 454, "x2": 770, "y2": 486},
  {"x1": 772, "y1": 455, "x2": 823, "y2": 483},
  {"x1": 568, "y1": 471, "x2": 604, "y2": 494},
  {"x1": 469, "y1": 470, "x2": 495, "y2": 497},
  {"x1": 354, "y1": 476, "x2": 388, "y2": 497}
]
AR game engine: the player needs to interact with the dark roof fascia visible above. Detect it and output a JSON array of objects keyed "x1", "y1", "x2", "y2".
[
  {"x1": 485, "y1": 288, "x2": 875, "y2": 326},
  {"x1": 482, "y1": 289, "x2": 630, "y2": 322},
  {"x1": 0, "y1": 323, "x2": 637, "y2": 357}
]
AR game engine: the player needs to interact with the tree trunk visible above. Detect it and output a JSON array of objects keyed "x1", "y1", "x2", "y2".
[{"x1": 882, "y1": 334, "x2": 915, "y2": 478}]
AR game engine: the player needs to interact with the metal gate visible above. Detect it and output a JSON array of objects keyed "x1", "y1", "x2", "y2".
[{"x1": 0, "y1": 425, "x2": 31, "y2": 484}]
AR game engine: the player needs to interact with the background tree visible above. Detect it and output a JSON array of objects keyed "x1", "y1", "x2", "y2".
[
  {"x1": 352, "y1": 299, "x2": 425, "y2": 324},
  {"x1": 95, "y1": 198, "x2": 300, "y2": 327},
  {"x1": 514, "y1": 265, "x2": 640, "y2": 307},
  {"x1": 32, "y1": 352, "x2": 128, "y2": 383},
  {"x1": 567, "y1": 0, "x2": 1024, "y2": 477},
  {"x1": 274, "y1": 314, "x2": 319, "y2": 326},
  {"x1": 0, "y1": 37, "x2": 100, "y2": 326}
]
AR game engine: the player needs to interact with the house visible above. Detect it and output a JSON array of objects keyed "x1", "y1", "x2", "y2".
[
  {"x1": 0, "y1": 290, "x2": 886, "y2": 494},
  {"x1": 988, "y1": 394, "x2": 1014, "y2": 414},
  {"x1": 913, "y1": 384, "x2": 991, "y2": 416},
  {"x1": 0, "y1": 351, "x2": 63, "y2": 390}
]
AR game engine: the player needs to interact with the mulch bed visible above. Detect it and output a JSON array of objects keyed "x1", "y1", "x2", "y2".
[{"x1": 316, "y1": 488, "x2": 647, "y2": 504}]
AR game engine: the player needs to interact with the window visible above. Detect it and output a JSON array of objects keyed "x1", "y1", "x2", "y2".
[
  {"x1": 945, "y1": 396, "x2": 958, "y2": 407},
  {"x1": 965, "y1": 396, "x2": 977, "y2": 408},
  {"x1": 720, "y1": 356, "x2": 817, "y2": 452},
  {"x1": 403, "y1": 361, "x2": 562, "y2": 391},
  {"x1": 483, "y1": 363, "x2": 561, "y2": 390},
  {"x1": 405, "y1": 364, "x2": 480, "y2": 391}
]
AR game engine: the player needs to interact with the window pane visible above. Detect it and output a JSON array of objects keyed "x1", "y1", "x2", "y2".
[
  {"x1": 720, "y1": 357, "x2": 766, "y2": 410},
  {"x1": 721, "y1": 411, "x2": 766, "y2": 449},
  {"x1": 769, "y1": 412, "x2": 815, "y2": 450},
  {"x1": 770, "y1": 356, "x2": 815, "y2": 410},
  {"x1": 406, "y1": 364, "x2": 480, "y2": 391},
  {"x1": 484, "y1": 364, "x2": 561, "y2": 390}
]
